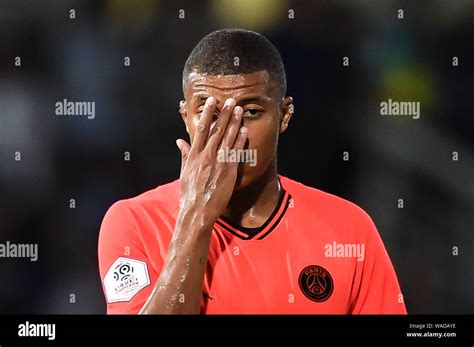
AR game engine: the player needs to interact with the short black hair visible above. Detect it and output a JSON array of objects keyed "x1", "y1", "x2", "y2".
[{"x1": 183, "y1": 28, "x2": 286, "y2": 98}]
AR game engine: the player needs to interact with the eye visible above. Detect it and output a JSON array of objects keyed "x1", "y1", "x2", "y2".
[
  {"x1": 243, "y1": 109, "x2": 263, "y2": 117},
  {"x1": 197, "y1": 107, "x2": 219, "y2": 118},
  {"x1": 197, "y1": 104, "x2": 206, "y2": 114}
]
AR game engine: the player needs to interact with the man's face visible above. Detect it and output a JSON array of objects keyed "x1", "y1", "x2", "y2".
[{"x1": 181, "y1": 70, "x2": 293, "y2": 189}]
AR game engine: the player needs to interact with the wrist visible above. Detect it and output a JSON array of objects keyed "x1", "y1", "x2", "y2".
[{"x1": 176, "y1": 206, "x2": 216, "y2": 235}]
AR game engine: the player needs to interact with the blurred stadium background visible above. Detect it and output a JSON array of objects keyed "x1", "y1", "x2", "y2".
[{"x1": 0, "y1": 0, "x2": 473, "y2": 313}]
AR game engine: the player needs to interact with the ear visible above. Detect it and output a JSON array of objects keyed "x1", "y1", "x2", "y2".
[
  {"x1": 279, "y1": 96, "x2": 293, "y2": 134},
  {"x1": 179, "y1": 100, "x2": 190, "y2": 134}
]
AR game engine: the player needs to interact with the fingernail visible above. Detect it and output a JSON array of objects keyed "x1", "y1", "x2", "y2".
[
  {"x1": 207, "y1": 97, "x2": 215, "y2": 106},
  {"x1": 224, "y1": 98, "x2": 235, "y2": 107},
  {"x1": 234, "y1": 106, "x2": 243, "y2": 117},
  {"x1": 240, "y1": 127, "x2": 248, "y2": 134}
]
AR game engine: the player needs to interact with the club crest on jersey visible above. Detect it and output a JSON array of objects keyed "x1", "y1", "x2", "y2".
[
  {"x1": 298, "y1": 265, "x2": 333, "y2": 302},
  {"x1": 103, "y1": 257, "x2": 150, "y2": 303}
]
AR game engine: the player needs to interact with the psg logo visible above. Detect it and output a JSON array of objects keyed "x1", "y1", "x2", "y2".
[{"x1": 299, "y1": 265, "x2": 334, "y2": 302}]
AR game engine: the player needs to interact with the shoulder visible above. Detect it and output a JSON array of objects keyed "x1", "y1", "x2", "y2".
[
  {"x1": 280, "y1": 175, "x2": 369, "y2": 218},
  {"x1": 279, "y1": 175, "x2": 377, "y2": 237},
  {"x1": 101, "y1": 179, "x2": 181, "y2": 226}
]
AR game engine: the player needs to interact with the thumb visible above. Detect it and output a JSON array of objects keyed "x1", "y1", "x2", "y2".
[{"x1": 176, "y1": 139, "x2": 190, "y2": 175}]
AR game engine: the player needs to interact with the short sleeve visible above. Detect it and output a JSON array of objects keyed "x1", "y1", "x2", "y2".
[
  {"x1": 98, "y1": 200, "x2": 158, "y2": 314},
  {"x1": 350, "y1": 209, "x2": 407, "y2": 314}
]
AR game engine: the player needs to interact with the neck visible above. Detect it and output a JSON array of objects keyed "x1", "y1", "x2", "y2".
[{"x1": 223, "y1": 162, "x2": 280, "y2": 228}]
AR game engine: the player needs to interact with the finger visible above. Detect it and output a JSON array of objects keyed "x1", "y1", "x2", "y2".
[
  {"x1": 192, "y1": 97, "x2": 216, "y2": 152},
  {"x1": 220, "y1": 106, "x2": 243, "y2": 150},
  {"x1": 176, "y1": 139, "x2": 191, "y2": 175},
  {"x1": 207, "y1": 98, "x2": 235, "y2": 150},
  {"x1": 232, "y1": 126, "x2": 248, "y2": 151}
]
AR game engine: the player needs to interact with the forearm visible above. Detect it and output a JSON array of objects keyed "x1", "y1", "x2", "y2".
[
  {"x1": 139, "y1": 208, "x2": 214, "y2": 314},
  {"x1": 139, "y1": 97, "x2": 244, "y2": 314}
]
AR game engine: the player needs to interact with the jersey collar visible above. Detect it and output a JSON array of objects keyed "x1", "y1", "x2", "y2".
[{"x1": 215, "y1": 181, "x2": 291, "y2": 240}]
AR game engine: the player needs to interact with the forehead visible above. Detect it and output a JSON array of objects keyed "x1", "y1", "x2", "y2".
[{"x1": 184, "y1": 70, "x2": 277, "y2": 102}]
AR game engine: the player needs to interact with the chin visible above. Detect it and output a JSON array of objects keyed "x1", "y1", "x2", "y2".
[{"x1": 233, "y1": 164, "x2": 260, "y2": 190}]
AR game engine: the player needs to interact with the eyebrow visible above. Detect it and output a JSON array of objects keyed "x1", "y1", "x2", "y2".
[{"x1": 237, "y1": 96, "x2": 270, "y2": 105}]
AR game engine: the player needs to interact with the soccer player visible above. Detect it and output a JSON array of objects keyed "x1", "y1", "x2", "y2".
[{"x1": 98, "y1": 29, "x2": 407, "y2": 314}]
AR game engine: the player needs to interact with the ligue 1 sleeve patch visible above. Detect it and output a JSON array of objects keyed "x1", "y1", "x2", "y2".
[{"x1": 103, "y1": 257, "x2": 151, "y2": 303}]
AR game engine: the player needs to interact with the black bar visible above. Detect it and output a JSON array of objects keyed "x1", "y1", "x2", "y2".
[{"x1": 0, "y1": 315, "x2": 472, "y2": 345}]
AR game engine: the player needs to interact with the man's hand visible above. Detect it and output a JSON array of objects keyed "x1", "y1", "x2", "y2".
[
  {"x1": 140, "y1": 97, "x2": 247, "y2": 314},
  {"x1": 176, "y1": 97, "x2": 247, "y2": 225}
]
